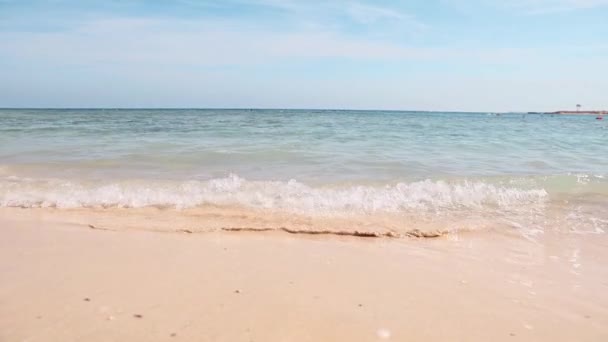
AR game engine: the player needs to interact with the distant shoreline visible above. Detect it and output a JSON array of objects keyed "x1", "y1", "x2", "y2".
[
  {"x1": 553, "y1": 110, "x2": 607, "y2": 115},
  {"x1": 528, "y1": 110, "x2": 607, "y2": 115}
]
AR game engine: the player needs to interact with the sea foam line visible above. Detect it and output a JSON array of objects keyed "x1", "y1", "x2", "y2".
[{"x1": 0, "y1": 174, "x2": 548, "y2": 213}]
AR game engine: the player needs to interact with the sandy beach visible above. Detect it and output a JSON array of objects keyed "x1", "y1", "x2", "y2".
[
  {"x1": 1, "y1": 208, "x2": 607, "y2": 341},
  {"x1": 3, "y1": 0, "x2": 608, "y2": 339}
]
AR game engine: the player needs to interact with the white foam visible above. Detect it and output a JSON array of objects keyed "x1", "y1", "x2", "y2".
[{"x1": 0, "y1": 174, "x2": 548, "y2": 214}]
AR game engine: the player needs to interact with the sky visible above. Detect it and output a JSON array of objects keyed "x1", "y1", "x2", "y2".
[{"x1": 0, "y1": 0, "x2": 607, "y2": 111}]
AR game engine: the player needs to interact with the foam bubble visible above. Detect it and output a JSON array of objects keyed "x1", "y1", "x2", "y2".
[{"x1": 0, "y1": 174, "x2": 547, "y2": 213}]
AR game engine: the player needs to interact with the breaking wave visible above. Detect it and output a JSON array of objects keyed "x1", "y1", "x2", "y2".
[{"x1": 0, "y1": 174, "x2": 547, "y2": 213}]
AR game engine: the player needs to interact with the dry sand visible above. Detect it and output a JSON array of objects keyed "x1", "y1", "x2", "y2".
[{"x1": 1, "y1": 208, "x2": 607, "y2": 341}]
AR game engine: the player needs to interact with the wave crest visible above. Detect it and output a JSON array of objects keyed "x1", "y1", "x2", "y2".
[{"x1": 0, "y1": 174, "x2": 547, "y2": 213}]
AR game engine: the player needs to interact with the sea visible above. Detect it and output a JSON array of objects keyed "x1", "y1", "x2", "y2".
[{"x1": 1, "y1": 109, "x2": 607, "y2": 237}]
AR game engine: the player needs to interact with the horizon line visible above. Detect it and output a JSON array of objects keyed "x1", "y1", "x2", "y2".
[{"x1": 0, "y1": 107, "x2": 526, "y2": 114}]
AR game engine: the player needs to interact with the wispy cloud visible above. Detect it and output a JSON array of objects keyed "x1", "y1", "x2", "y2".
[
  {"x1": 0, "y1": 17, "x2": 539, "y2": 69},
  {"x1": 465, "y1": 0, "x2": 608, "y2": 14},
  {"x1": 512, "y1": 0, "x2": 608, "y2": 13},
  {"x1": 175, "y1": 0, "x2": 426, "y2": 34},
  {"x1": 1, "y1": 0, "x2": 607, "y2": 110},
  {"x1": 0, "y1": 0, "x2": 430, "y2": 67},
  {"x1": 233, "y1": 0, "x2": 412, "y2": 22},
  {"x1": 0, "y1": 0, "x2": 427, "y2": 42},
  {"x1": 345, "y1": 2, "x2": 410, "y2": 23}
]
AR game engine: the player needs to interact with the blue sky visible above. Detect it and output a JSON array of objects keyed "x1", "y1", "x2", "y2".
[{"x1": 1, "y1": 0, "x2": 607, "y2": 111}]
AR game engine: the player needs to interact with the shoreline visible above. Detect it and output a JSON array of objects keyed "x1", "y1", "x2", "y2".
[
  {"x1": 527, "y1": 111, "x2": 607, "y2": 115},
  {"x1": 0, "y1": 206, "x2": 541, "y2": 240},
  {"x1": 2, "y1": 211, "x2": 608, "y2": 341},
  {"x1": 552, "y1": 111, "x2": 607, "y2": 115}
]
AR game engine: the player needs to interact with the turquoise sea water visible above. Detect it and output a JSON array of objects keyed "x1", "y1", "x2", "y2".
[{"x1": 1, "y1": 109, "x2": 607, "y2": 234}]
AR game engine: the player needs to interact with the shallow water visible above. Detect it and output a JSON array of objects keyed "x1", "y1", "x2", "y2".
[{"x1": 1, "y1": 109, "x2": 607, "y2": 235}]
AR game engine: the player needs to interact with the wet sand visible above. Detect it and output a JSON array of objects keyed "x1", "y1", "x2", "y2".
[{"x1": 1, "y1": 210, "x2": 607, "y2": 341}]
